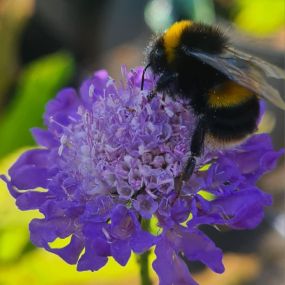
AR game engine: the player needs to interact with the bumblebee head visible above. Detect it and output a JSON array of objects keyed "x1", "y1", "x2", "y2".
[
  {"x1": 147, "y1": 38, "x2": 167, "y2": 74},
  {"x1": 141, "y1": 38, "x2": 168, "y2": 90}
]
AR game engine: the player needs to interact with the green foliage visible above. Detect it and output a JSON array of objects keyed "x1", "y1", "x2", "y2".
[
  {"x1": 0, "y1": 53, "x2": 74, "y2": 158},
  {"x1": 235, "y1": 0, "x2": 285, "y2": 36},
  {"x1": 0, "y1": 149, "x2": 40, "y2": 265}
]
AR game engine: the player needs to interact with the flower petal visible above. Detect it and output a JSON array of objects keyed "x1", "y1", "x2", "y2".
[
  {"x1": 153, "y1": 237, "x2": 198, "y2": 285},
  {"x1": 110, "y1": 205, "x2": 135, "y2": 240},
  {"x1": 181, "y1": 230, "x2": 224, "y2": 274},
  {"x1": 77, "y1": 241, "x2": 108, "y2": 271},
  {"x1": 29, "y1": 218, "x2": 74, "y2": 247},
  {"x1": 44, "y1": 88, "x2": 80, "y2": 131},
  {"x1": 9, "y1": 149, "x2": 50, "y2": 189},
  {"x1": 48, "y1": 235, "x2": 84, "y2": 264},
  {"x1": 16, "y1": 191, "x2": 50, "y2": 210},
  {"x1": 111, "y1": 239, "x2": 131, "y2": 266},
  {"x1": 211, "y1": 187, "x2": 272, "y2": 229},
  {"x1": 31, "y1": 128, "x2": 58, "y2": 148}
]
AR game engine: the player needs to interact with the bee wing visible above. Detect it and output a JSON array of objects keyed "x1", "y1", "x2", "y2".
[
  {"x1": 226, "y1": 46, "x2": 285, "y2": 80},
  {"x1": 185, "y1": 47, "x2": 285, "y2": 110}
]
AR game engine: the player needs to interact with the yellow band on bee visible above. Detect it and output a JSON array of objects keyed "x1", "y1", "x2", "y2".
[
  {"x1": 163, "y1": 20, "x2": 192, "y2": 63},
  {"x1": 208, "y1": 82, "x2": 255, "y2": 108}
]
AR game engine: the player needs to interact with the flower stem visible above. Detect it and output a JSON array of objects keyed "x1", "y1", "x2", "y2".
[
  {"x1": 138, "y1": 250, "x2": 153, "y2": 285},
  {"x1": 137, "y1": 218, "x2": 153, "y2": 285}
]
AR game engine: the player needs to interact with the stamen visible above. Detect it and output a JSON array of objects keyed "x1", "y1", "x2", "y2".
[
  {"x1": 89, "y1": 84, "x2": 95, "y2": 98},
  {"x1": 49, "y1": 116, "x2": 72, "y2": 132}
]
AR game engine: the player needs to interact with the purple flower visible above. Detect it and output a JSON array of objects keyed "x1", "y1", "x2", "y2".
[
  {"x1": 134, "y1": 194, "x2": 158, "y2": 219},
  {"x1": 1, "y1": 66, "x2": 283, "y2": 285}
]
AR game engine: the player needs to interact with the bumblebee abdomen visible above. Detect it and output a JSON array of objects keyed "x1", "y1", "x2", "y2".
[{"x1": 206, "y1": 83, "x2": 260, "y2": 141}]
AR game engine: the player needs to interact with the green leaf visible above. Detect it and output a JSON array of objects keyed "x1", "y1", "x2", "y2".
[
  {"x1": 0, "y1": 149, "x2": 41, "y2": 264},
  {"x1": 197, "y1": 190, "x2": 216, "y2": 201},
  {"x1": 235, "y1": 0, "x2": 285, "y2": 36},
  {"x1": 0, "y1": 52, "x2": 74, "y2": 158}
]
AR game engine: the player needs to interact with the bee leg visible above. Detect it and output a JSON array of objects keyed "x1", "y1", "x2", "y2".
[
  {"x1": 147, "y1": 72, "x2": 179, "y2": 102},
  {"x1": 147, "y1": 89, "x2": 157, "y2": 101},
  {"x1": 182, "y1": 156, "x2": 197, "y2": 181},
  {"x1": 174, "y1": 118, "x2": 206, "y2": 199},
  {"x1": 183, "y1": 118, "x2": 206, "y2": 181}
]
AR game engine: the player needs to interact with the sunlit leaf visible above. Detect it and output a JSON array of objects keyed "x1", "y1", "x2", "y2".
[
  {"x1": 0, "y1": 250, "x2": 149, "y2": 285},
  {"x1": 0, "y1": 52, "x2": 74, "y2": 158},
  {"x1": 197, "y1": 190, "x2": 216, "y2": 201},
  {"x1": 0, "y1": 149, "x2": 40, "y2": 263},
  {"x1": 48, "y1": 235, "x2": 72, "y2": 249},
  {"x1": 199, "y1": 163, "x2": 212, "y2": 172},
  {"x1": 235, "y1": 0, "x2": 285, "y2": 36},
  {"x1": 181, "y1": 213, "x2": 193, "y2": 227}
]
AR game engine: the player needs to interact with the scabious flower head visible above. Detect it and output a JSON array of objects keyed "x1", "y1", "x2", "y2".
[{"x1": 2, "y1": 66, "x2": 283, "y2": 284}]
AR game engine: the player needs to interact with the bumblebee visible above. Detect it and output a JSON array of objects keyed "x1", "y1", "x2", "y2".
[{"x1": 141, "y1": 20, "x2": 285, "y2": 183}]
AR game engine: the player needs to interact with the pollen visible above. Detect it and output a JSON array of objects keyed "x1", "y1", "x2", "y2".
[{"x1": 163, "y1": 20, "x2": 192, "y2": 63}]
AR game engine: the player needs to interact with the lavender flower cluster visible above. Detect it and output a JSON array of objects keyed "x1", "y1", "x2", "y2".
[{"x1": 2, "y1": 66, "x2": 283, "y2": 285}]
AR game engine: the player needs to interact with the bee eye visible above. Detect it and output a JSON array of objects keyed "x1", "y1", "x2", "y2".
[{"x1": 155, "y1": 49, "x2": 163, "y2": 57}]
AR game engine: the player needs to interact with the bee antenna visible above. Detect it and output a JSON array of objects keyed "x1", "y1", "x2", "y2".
[{"x1": 140, "y1": 63, "x2": 151, "y2": 91}]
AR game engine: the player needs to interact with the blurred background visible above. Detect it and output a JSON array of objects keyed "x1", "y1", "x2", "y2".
[{"x1": 0, "y1": 0, "x2": 284, "y2": 284}]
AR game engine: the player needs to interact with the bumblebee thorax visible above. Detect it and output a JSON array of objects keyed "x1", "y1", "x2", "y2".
[{"x1": 163, "y1": 20, "x2": 192, "y2": 63}]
